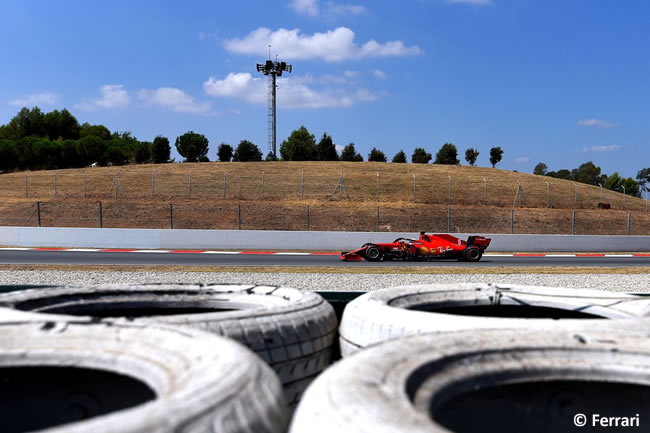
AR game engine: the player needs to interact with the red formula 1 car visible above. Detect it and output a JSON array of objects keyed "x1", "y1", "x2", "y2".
[{"x1": 340, "y1": 232, "x2": 491, "y2": 262}]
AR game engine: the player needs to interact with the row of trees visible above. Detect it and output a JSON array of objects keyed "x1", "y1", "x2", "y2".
[{"x1": 533, "y1": 161, "x2": 649, "y2": 197}]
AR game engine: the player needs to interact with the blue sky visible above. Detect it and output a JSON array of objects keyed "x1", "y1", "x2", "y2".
[{"x1": 1, "y1": 0, "x2": 648, "y2": 178}]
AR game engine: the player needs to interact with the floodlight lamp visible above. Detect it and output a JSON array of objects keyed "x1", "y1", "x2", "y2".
[{"x1": 256, "y1": 64, "x2": 264, "y2": 72}]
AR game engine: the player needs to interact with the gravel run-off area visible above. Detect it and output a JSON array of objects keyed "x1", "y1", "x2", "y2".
[{"x1": 1, "y1": 271, "x2": 649, "y2": 293}]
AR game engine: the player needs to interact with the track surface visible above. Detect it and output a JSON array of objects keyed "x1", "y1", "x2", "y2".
[{"x1": 1, "y1": 250, "x2": 649, "y2": 267}]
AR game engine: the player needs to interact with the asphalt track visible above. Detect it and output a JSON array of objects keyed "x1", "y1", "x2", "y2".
[{"x1": 1, "y1": 250, "x2": 649, "y2": 268}]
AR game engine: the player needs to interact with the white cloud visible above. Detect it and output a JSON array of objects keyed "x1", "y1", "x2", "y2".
[
  {"x1": 289, "y1": 0, "x2": 367, "y2": 17},
  {"x1": 326, "y1": 3, "x2": 367, "y2": 16},
  {"x1": 448, "y1": 0, "x2": 490, "y2": 5},
  {"x1": 577, "y1": 118, "x2": 616, "y2": 128},
  {"x1": 371, "y1": 69, "x2": 387, "y2": 79},
  {"x1": 203, "y1": 72, "x2": 379, "y2": 109},
  {"x1": 76, "y1": 85, "x2": 130, "y2": 111},
  {"x1": 224, "y1": 27, "x2": 422, "y2": 62},
  {"x1": 137, "y1": 87, "x2": 212, "y2": 114},
  {"x1": 584, "y1": 145, "x2": 621, "y2": 152},
  {"x1": 516, "y1": 157, "x2": 529, "y2": 163},
  {"x1": 344, "y1": 70, "x2": 359, "y2": 78},
  {"x1": 290, "y1": 0, "x2": 319, "y2": 16},
  {"x1": 9, "y1": 92, "x2": 58, "y2": 107}
]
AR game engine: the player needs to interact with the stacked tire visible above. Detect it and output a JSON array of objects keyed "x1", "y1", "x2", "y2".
[
  {"x1": 0, "y1": 283, "x2": 337, "y2": 406},
  {"x1": 0, "y1": 283, "x2": 339, "y2": 432},
  {"x1": 291, "y1": 283, "x2": 650, "y2": 432},
  {"x1": 0, "y1": 311, "x2": 289, "y2": 433}
]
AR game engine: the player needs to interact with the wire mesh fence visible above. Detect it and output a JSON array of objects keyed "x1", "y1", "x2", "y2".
[
  {"x1": 2, "y1": 164, "x2": 648, "y2": 212},
  {"x1": 1, "y1": 200, "x2": 648, "y2": 235}
]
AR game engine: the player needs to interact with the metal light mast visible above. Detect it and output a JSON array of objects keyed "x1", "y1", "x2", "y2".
[{"x1": 256, "y1": 55, "x2": 292, "y2": 158}]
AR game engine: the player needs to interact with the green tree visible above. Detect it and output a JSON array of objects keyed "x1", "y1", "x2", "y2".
[
  {"x1": 622, "y1": 177, "x2": 641, "y2": 197},
  {"x1": 636, "y1": 168, "x2": 650, "y2": 192},
  {"x1": 368, "y1": 147, "x2": 387, "y2": 162},
  {"x1": 43, "y1": 109, "x2": 80, "y2": 141},
  {"x1": 533, "y1": 162, "x2": 548, "y2": 176},
  {"x1": 435, "y1": 143, "x2": 459, "y2": 165},
  {"x1": 392, "y1": 150, "x2": 407, "y2": 163},
  {"x1": 6, "y1": 107, "x2": 46, "y2": 139},
  {"x1": 80, "y1": 123, "x2": 111, "y2": 141},
  {"x1": 340, "y1": 143, "x2": 363, "y2": 162},
  {"x1": 265, "y1": 152, "x2": 278, "y2": 161},
  {"x1": 317, "y1": 133, "x2": 338, "y2": 161},
  {"x1": 571, "y1": 161, "x2": 603, "y2": 186},
  {"x1": 134, "y1": 141, "x2": 152, "y2": 164},
  {"x1": 489, "y1": 146, "x2": 503, "y2": 168},
  {"x1": 233, "y1": 140, "x2": 262, "y2": 162},
  {"x1": 175, "y1": 131, "x2": 209, "y2": 162},
  {"x1": 77, "y1": 135, "x2": 108, "y2": 166},
  {"x1": 217, "y1": 143, "x2": 234, "y2": 162},
  {"x1": 465, "y1": 148, "x2": 479, "y2": 166},
  {"x1": 411, "y1": 147, "x2": 432, "y2": 164},
  {"x1": 604, "y1": 172, "x2": 622, "y2": 191},
  {"x1": 152, "y1": 136, "x2": 171, "y2": 163},
  {"x1": 546, "y1": 169, "x2": 572, "y2": 180},
  {"x1": 280, "y1": 126, "x2": 317, "y2": 161},
  {"x1": 0, "y1": 140, "x2": 18, "y2": 170}
]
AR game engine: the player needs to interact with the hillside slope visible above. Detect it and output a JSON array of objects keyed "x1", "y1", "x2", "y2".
[{"x1": 0, "y1": 162, "x2": 647, "y2": 235}]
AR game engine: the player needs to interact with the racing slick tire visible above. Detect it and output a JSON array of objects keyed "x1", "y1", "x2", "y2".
[
  {"x1": 464, "y1": 245, "x2": 482, "y2": 262},
  {"x1": 0, "y1": 312, "x2": 288, "y2": 433},
  {"x1": 364, "y1": 244, "x2": 383, "y2": 261},
  {"x1": 339, "y1": 283, "x2": 650, "y2": 357},
  {"x1": 290, "y1": 328, "x2": 650, "y2": 433},
  {"x1": 0, "y1": 284, "x2": 338, "y2": 406}
]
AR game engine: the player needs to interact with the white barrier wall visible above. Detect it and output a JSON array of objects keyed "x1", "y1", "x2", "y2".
[{"x1": 0, "y1": 227, "x2": 649, "y2": 252}]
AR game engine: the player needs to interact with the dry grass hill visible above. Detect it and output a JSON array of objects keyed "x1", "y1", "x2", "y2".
[{"x1": 0, "y1": 162, "x2": 648, "y2": 235}]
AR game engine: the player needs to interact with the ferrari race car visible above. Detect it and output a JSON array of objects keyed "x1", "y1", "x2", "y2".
[{"x1": 340, "y1": 232, "x2": 491, "y2": 262}]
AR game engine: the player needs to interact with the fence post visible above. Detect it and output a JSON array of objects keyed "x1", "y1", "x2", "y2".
[
  {"x1": 169, "y1": 204, "x2": 173, "y2": 229},
  {"x1": 483, "y1": 177, "x2": 487, "y2": 205},
  {"x1": 598, "y1": 183, "x2": 602, "y2": 204},
  {"x1": 99, "y1": 202, "x2": 103, "y2": 228},
  {"x1": 376, "y1": 172, "x2": 380, "y2": 202},
  {"x1": 151, "y1": 170, "x2": 155, "y2": 198},
  {"x1": 511, "y1": 209, "x2": 514, "y2": 234},
  {"x1": 261, "y1": 171, "x2": 265, "y2": 200},
  {"x1": 448, "y1": 207, "x2": 451, "y2": 233},
  {"x1": 545, "y1": 182, "x2": 550, "y2": 208},
  {"x1": 84, "y1": 170, "x2": 88, "y2": 198},
  {"x1": 24, "y1": 172, "x2": 28, "y2": 198},
  {"x1": 54, "y1": 171, "x2": 57, "y2": 197},
  {"x1": 307, "y1": 205, "x2": 310, "y2": 231},
  {"x1": 413, "y1": 175, "x2": 416, "y2": 203},
  {"x1": 627, "y1": 211, "x2": 632, "y2": 235},
  {"x1": 37, "y1": 201, "x2": 41, "y2": 227},
  {"x1": 448, "y1": 175, "x2": 452, "y2": 205},
  {"x1": 301, "y1": 171, "x2": 305, "y2": 200},
  {"x1": 376, "y1": 207, "x2": 380, "y2": 232},
  {"x1": 223, "y1": 172, "x2": 227, "y2": 199},
  {"x1": 572, "y1": 210, "x2": 576, "y2": 235},
  {"x1": 238, "y1": 203, "x2": 241, "y2": 230}
]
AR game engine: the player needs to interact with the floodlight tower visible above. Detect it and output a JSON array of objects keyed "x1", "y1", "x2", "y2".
[{"x1": 256, "y1": 54, "x2": 292, "y2": 158}]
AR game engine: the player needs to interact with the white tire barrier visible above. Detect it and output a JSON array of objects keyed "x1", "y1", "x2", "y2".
[
  {"x1": 0, "y1": 283, "x2": 337, "y2": 405},
  {"x1": 340, "y1": 283, "x2": 650, "y2": 356},
  {"x1": 0, "y1": 312, "x2": 288, "y2": 433},
  {"x1": 291, "y1": 328, "x2": 650, "y2": 433}
]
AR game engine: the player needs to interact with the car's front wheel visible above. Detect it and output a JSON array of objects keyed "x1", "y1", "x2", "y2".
[{"x1": 365, "y1": 245, "x2": 383, "y2": 261}]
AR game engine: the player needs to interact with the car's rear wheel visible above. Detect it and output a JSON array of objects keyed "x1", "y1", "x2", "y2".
[
  {"x1": 365, "y1": 245, "x2": 383, "y2": 262},
  {"x1": 465, "y1": 246, "x2": 482, "y2": 262}
]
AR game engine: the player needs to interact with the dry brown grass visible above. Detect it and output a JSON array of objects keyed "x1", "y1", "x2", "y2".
[{"x1": 0, "y1": 162, "x2": 648, "y2": 234}]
